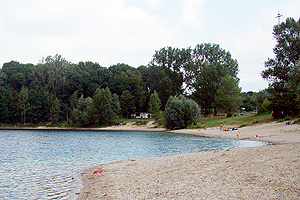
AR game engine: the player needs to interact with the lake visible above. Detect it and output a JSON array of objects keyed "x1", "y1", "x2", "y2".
[{"x1": 0, "y1": 129, "x2": 269, "y2": 199}]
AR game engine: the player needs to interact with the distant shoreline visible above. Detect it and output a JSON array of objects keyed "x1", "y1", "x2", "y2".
[{"x1": 0, "y1": 123, "x2": 166, "y2": 132}]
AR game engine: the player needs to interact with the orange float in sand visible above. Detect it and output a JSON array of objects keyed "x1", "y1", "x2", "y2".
[{"x1": 93, "y1": 170, "x2": 103, "y2": 174}]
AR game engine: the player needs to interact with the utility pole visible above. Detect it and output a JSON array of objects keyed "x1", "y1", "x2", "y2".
[{"x1": 276, "y1": 11, "x2": 283, "y2": 25}]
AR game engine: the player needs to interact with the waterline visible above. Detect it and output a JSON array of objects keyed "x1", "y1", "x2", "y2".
[{"x1": 0, "y1": 129, "x2": 269, "y2": 199}]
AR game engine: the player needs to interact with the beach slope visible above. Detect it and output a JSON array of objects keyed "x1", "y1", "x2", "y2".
[{"x1": 78, "y1": 122, "x2": 300, "y2": 199}]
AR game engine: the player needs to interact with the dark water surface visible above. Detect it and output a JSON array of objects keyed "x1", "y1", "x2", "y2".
[{"x1": 0, "y1": 129, "x2": 269, "y2": 199}]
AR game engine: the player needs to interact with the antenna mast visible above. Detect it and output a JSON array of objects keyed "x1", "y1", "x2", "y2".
[{"x1": 276, "y1": 11, "x2": 283, "y2": 24}]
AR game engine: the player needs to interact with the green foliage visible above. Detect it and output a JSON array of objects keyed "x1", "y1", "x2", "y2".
[
  {"x1": 18, "y1": 86, "x2": 29, "y2": 124},
  {"x1": 288, "y1": 61, "x2": 300, "y2": 109},
  {"x1": 241, "y1": 90, "x2": 271, "y2": 114},
  {"x1": 141, "y1": 65, "x2": 172, "y2": 109},
  {"x1": 120, "y1": 90, "x2": 135, "y2": 119},
  {"x1": 284, "y1": 115, "x2": 292, "y2": 121},
  {"x1": 93, "y1": 88, "x2": 118, "y2": 125},
  {"x1": 0, "y1": 41, "x2": 243, "y2": 126},
  {"x1": 1, "y1": 61, "x2": 33, "y2": 91},
  {"x1": 28, "y1": 90, "x2": 52, "y2": 123},
  {"x1": 189, "y1": 43, "x2": 239, "y2": 116},
  {"x1": 50, "y1": 98, "x2": 61, "y2": 125},
  {"x1": 148, "y1": 47, "x2": 190, "y2": 108},
  {"x1": 258, "y1": 98, "x2": 272, "y2": 114},
  {"x1": 163, "y1": 95, "x2": 201, "y2": 130},
  {"x1": 262, "y1": 17, "x2": 300, "y2": 118},
  {"x1": 148, "y1": 90, "x2": 162, "y2": 121},
  {"x1": 71, "y1": 95, "x2": 95, "y2": 127},
  {"x1": 69, "y1": 91, "x2": 79, "y2": 110},
  {"x1": 109, "y1": 65, "x2": 144, "y2": 112},
  {"x1": 215, "y1": 75, "x2": 242, "y2": 117},
  {"x1": 0, "y1": 86, "x2": 11, "y2": 123},
  {"x1": 241, "y1": 91, "x2": 258, "y2": 111},
  {"x1": 121, "y1": 70, "x2": 144, "y2": 111},
  {"x1": 111, "y1": 93, "x2": 121, "y2": 116}
]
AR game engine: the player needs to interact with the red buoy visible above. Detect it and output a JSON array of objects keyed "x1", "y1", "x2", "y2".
[{"x1": 93, "y1": 170, "x2": 103, "y2": 174}]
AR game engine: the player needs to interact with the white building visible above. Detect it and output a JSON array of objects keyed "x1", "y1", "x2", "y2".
[{"x1": 130, "y1": 112, "x2": 151, "y2": 119}]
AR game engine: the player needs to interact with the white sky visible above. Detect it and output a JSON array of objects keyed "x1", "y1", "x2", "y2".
[{"x1": 0, "y1": 0, "x2": 299, "y2": 92}]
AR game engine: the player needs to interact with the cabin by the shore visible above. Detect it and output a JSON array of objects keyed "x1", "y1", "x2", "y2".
[{"x1": 130, "y1": 112, "x2": 151, "y2": 119}]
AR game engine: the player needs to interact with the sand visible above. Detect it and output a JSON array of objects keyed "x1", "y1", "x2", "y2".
[{"x1": 77, "y1": 122, "x2": 300, "y2": 199}]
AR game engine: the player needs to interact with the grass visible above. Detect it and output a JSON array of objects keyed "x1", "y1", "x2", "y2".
[{"x1": 196, "y1": 113, "x2": 274, "y2": 129}]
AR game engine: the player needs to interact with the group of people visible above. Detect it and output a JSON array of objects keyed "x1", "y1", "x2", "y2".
[
  {"x1": 285, "y1": 121, "x2": 298, "y2": 125},
  {"x1": 220, "y1": 123, "x2": 240, "y2": 140}
]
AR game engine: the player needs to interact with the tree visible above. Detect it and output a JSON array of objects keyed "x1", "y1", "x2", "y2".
[
  {"x1": 121, "y1": 70, "x2": 144, "y2": 112},
  {"x1": 111, "y1": 93, "x2": 121, "y2": 116},
  {"x1": 148, "y1": 90, "x2": 162, "y2": 121},
  {"x1": 241, "y1": 90, "x2": 271, "y2": 113},
  {"x1": 69, "y1": 91, "x2": 79, "y2": 110},
  {"x1": 258, "y1": 98, "x2": 272, "y2": 114},
  {"x1": 1, "y1": 61, "x2": 33, "y2": 91},
  {"x1": 164, "y1": 95, "x2": 200, "y2": 130},
  {"x1": 288, "y1": 61, "x2": 300, "y2": 107},
  {"x1": 71, "y1": 95, "x2": 95, "y2": 126},
  {"x1": 28, "y1": 90, "x2": 51, "y2": 123},
  {"x1": 261, "y1": 17, "x2": 300, "y2": 118},
  {"x1": 50, "y1": 98, "x2": 61, "y2": 124},
  {"x1": 149, "y1": 47, "x2": 191, "y2": 108},
  {"x1": 241, "y1": 91, "x2": 258, "y2": 111},
  {"x1": 120, "y1": 90, "x2": 135, "y2": 118},
  {"x1": 84, "y1": 97, "x2": 95, "y2": 125},
  {"x1": 70, "y1": 61, "x2": 111, "y2": 98},
  {"x1": 37, "y1": 54, "x2": 71, "y2": 98},
  {"x1": 108, "y1": 63, "x2": 136, "y2": 96},
  {"x1": 93, "y1": 88, "x2": 117, "y2": 125},
  {"x1": 215, "y1": 75, "x2": 242, "y2": 117},
  {"x1": 189, "y1": 43, "x2": 239, "y2": 116},
  {"x1": 0, "y1": 86, "x2": 16, "y2": 123},
  {"x1": 109, "y1": 67, "x2": 144, "y2": 112},
  {"x1": 18, "y1": 86, "x2": 29, "y2": 124},
  {"x1": 141, "y1": 65, "x2": 173, "y2": 109}
]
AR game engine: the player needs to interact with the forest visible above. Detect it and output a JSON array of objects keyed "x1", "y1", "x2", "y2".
[{"x1": 0, "y1": 17, "x2": 299, "y2": 127}]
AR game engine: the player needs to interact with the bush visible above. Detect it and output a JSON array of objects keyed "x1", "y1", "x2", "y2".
[{"x1": 163, "y1": 95, "x2": 201, "y2": 130}]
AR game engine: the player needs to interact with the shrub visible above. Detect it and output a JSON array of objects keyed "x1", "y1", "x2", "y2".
[{"x1": 163, "y1": 95, "x2": 201, "y2": 130}]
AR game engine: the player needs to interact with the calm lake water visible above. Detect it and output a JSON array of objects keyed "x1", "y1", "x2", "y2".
[{"x1": 0, "y1": 129, "x2": 269, "y2": 199}]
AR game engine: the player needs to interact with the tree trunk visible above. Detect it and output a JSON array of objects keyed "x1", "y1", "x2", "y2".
[{"x1": 213, "y1": 108, "x2": 217, "y2": 116}]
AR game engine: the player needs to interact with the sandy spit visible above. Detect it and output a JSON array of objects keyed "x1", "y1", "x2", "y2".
[{"x1": 77, "y1": 122, "x2": 300, "y2": 199}]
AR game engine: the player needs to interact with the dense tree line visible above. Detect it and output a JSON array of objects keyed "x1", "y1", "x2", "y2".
[
  {"x1": 241, "y1": 90, "x2": 271, "y2": 114},
  {"x1": 0, "y1": 43, "x2": 242, "y2": 126},
  {"x1": 2, "y1": 16, "x2": 299, "y2": 126},
  {"x1": 0, "y1": 57, "x2": 140, "y2": 126}
]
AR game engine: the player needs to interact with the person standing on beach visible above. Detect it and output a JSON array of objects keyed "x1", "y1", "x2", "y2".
[{"x1": 220, "y1": 123, "x2": 223, "y2": 132}]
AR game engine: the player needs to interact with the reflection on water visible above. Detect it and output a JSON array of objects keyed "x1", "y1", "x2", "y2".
[{"x1": 0, "y1": 129, "x2": 269, "y2": 199}]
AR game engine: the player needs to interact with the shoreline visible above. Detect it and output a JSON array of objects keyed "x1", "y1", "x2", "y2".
[
  {"x1": 0, "y1": 121, "x2": 166, "y2": 132},
  {"x1": 77, "y1": 122, "x2": 300, "y2": 199}
]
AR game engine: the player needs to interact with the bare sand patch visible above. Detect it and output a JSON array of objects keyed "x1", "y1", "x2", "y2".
[
  {"x1": 77, "y1": 122, "x2": 300, "y2": 199},
  {"x1": 96, "y1": 121, "x2": 165, "y2": 132}
]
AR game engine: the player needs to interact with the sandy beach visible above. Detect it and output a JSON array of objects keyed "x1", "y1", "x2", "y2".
[{"x1": 77, "y1": 122, "x2": 300, "y2": 199}]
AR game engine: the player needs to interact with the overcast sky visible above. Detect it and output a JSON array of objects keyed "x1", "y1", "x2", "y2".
[{"x1": 0, "y1": 0, "x2": 299, "y2": 92}]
